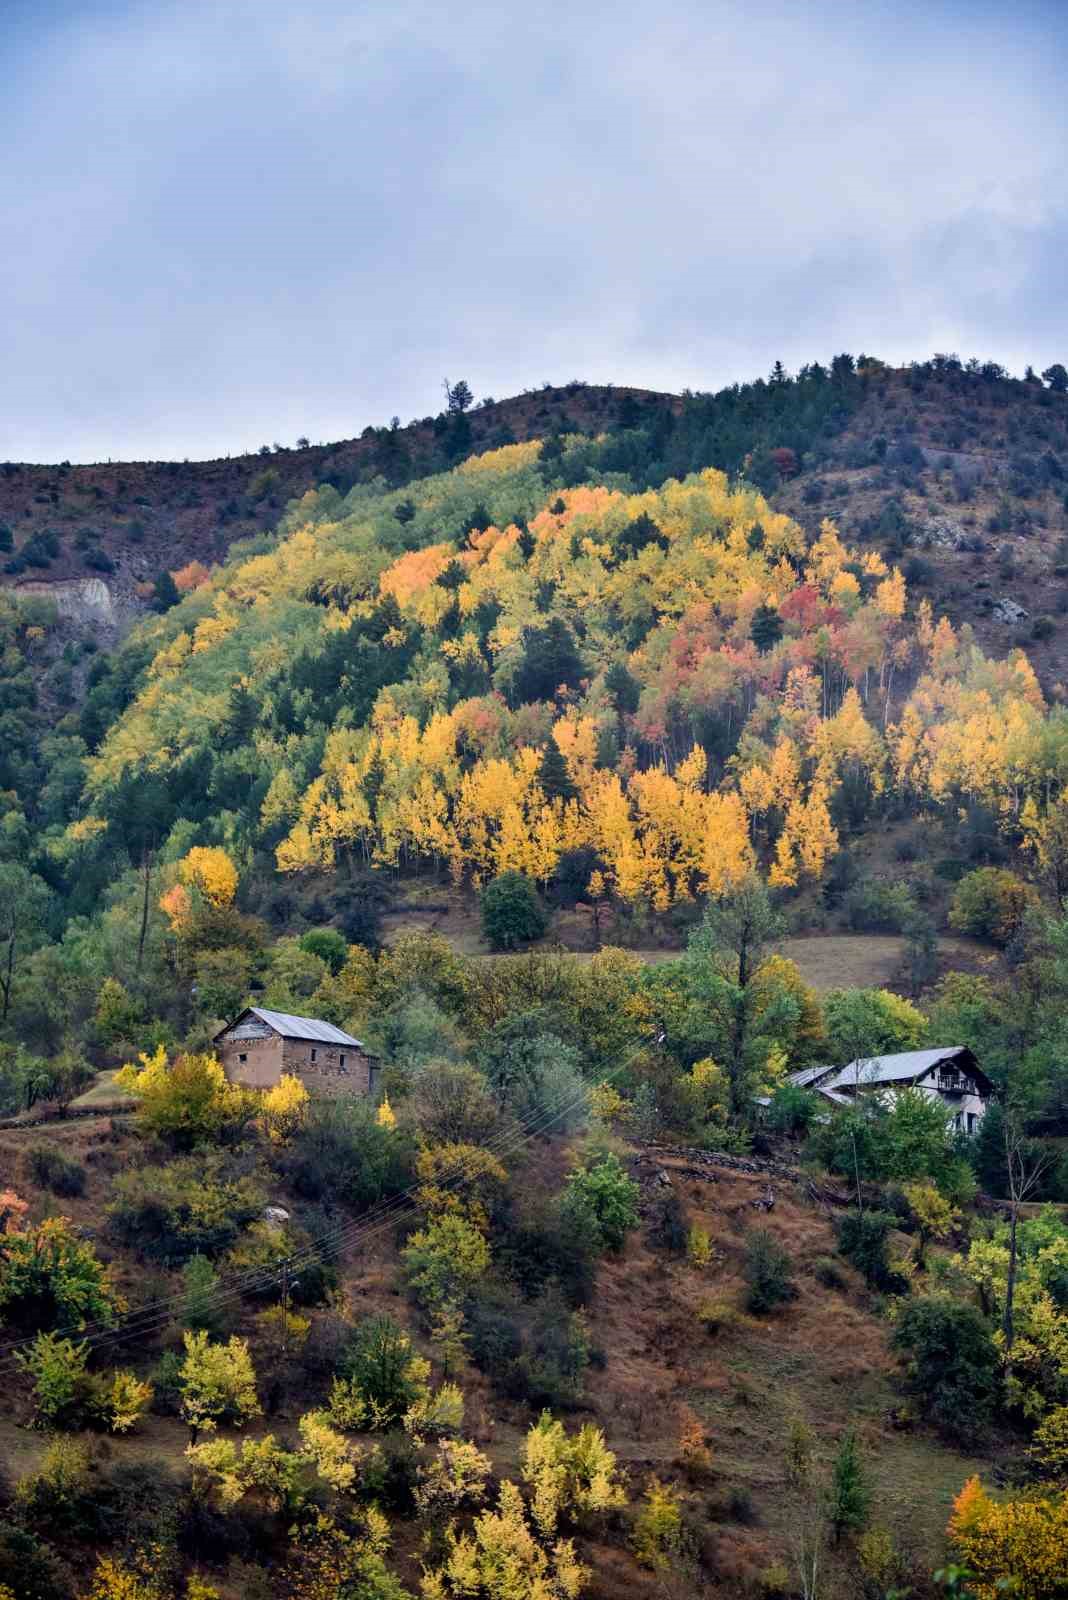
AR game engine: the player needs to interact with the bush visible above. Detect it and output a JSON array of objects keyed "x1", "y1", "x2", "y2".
[
  {"x1": 23, "y1": 1142, "x2": 86, "y2": 1198},
  {"x1": 107, "y1": 1156, "x2": 265, "y2": 1265},
  {"x1": 949, "y1": 866, "x2": 1039, "y2": 946},
  {"x1": 834, "y1": 1210, "x2": 904, "y2": 1292},
  {"x1": 892, "y1": 1296, "x2": 999, "y2": 1439},
  {"x1": 743, "y1": 1229, "x2": 797, "y2": 1313},
  {"x1": 842, "y1": 879, "x2": 917, "y2": 933},
  {"x1": 281, "y1": 1095, "x2": 413, "y2": 1211},
  {"x1": 480, "y1": 872, "x2": 548, "y2": 950},
  {"x1": 335, "y1": 1314, "x2": 426, "y2": 1429}
]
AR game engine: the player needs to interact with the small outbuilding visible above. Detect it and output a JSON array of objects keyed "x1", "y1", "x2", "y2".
[{"x1": 214, "y1": 1007, "x2": 379, "y2": 1099}]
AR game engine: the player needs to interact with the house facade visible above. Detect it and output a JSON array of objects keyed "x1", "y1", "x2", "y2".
[
  {"x1": 798, "y1": 1046, "x2": 992, "y2": 1134},
  {"x1": 214, "y1": 1007, "x2": 379, "y2": 1099}
]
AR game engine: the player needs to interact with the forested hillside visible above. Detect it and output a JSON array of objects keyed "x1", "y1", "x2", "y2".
[{"x1": 4, "y1": 354, "x2": 1068, "y2": 1600}]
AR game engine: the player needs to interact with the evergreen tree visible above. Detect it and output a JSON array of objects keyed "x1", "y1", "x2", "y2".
[
  {"x1": 152, "y1": 570, "x2": 180, "y2": 612},
  {"x1": 538, "y1": 741, "x2": 577, "y2": 802}
]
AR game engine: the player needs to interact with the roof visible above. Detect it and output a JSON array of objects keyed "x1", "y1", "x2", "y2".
[
  {"x1": 787, "y1": 1064, "x2": 838, "y2": 1090},
  {"x1": 823, "y1": 1046, "x2": 990, "y2": 1094},
  {"x1": 218, "y1": 1007, "x2": 365, "y2": 1048}
]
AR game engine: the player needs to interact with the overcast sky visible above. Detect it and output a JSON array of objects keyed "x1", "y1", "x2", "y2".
[{"x1": 3, "y1": 0, "x2": 1066, "y2": 463}]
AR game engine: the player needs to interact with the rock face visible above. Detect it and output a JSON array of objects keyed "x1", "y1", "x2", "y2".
[
  {"x1": 15, "y1": 577, "x2": 115, "y2": 626},
  {"x1": 992, "y1": 596, "x2": 1029, "y2": 624}
]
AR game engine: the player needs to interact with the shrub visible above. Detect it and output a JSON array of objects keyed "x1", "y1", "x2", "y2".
[
  {"x1": 107, "y1": 1156, "x2": 265, "y2": 1265},
  {"x1": 334, "y1": 1315, "x2": 427, "y2": 1430},
  {"x1": 892, "y1": 1296, "x2": 999, "y2": 1439},
  {"x1": 281, "y1": 1095, "x2": 413, "y2": 1212},
  {"x1": 0, "y1": 1216, "x2": 119, "y2": 1334},
  {"x1": 842, "y1": 879, "x2": 917, "y2": 933},
  {"x1": 480, "y1": 872, "x2": 548, "y2": 950},
  {"x1": 834, "y1": 1210, "x2": 904, "y2": 1291},
  {"x1": 948, "y1": 866, "x2": 1039, "y2": 946},
  {"x1": 744, "y1": 1229, "x2": 797, "y2": 1313},
  {"x1": 632, "y1": 1478, "x2": 683, "y2": 1571},
  {"x1": 22, "y1": 1142, "x2": 85, "y2": 1197}
]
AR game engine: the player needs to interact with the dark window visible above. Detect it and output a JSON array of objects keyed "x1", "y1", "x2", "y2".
[
  {"x1": 310, "y1": 1048, "x2": 317, "y2": 1062},
  {"x1": 339, "y1": 1054, "x2": 347, "y2": 1070},
  {"x1": 238, "y1": 1053, "x2": 247, "y2": 1064}
]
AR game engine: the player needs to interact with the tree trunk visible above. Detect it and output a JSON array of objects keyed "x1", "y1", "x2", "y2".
[
  {"x1": 136, "y1": 850, "x2": 152, "y2": 975},
  {"x1": 1, "y1": 935, "x2": 13, "y2": 1020},
  {"x1": 1003, "y1": 1201, "x2": 1019, "y2": 1351}
]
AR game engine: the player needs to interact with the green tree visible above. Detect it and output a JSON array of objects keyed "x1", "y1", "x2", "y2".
[
  {"x1": 823, "y1": 987, "x2": 926, "y2": 1063},
  {"x1": 512, "y1": 618, "x2": 584, "y2": 705},
  {"x1": 537, "y1": 742, "x2": 577, "y2": 803},
  {"x1": 892, "y1": 1297, "x2": 999, "y2": 1441},
  {"x1": 0, "y1": 864, "x2": 52, "y2": 1021},
  {"x1": 744, "y1": 1228, "x2": 797, "y2": 1312},
  {"x1": 152, "y1": 569, "x2": 180, "y2": 612},
  {"x1": 480, "y1": 872, "x2": 548, "y2": 951},
  {"x1": 828, "y1": 1429, "x2": 871, "y2": 1542},
  {"x1": 181, "y1": 1254, "x2": 225, "y2": 1335},
  {"x1": 1042, "y1": 363, "x2": 1068, "y2": 393},
  {"x1": 15, "y1": 1332, "x2": 90, "y2": 1428},
  {"x1": 683, "y1": 876, "x2": 789, "y2": 1117},
  {"x1": 299, "y1": 927, "x2": 349, "y2": 975},
  {"x1": 561, "y1": 1154, "x2": 640, "y2": 1254},
  {"x1": 750, "y1": 604, "x2": 784, "y2": 653}
]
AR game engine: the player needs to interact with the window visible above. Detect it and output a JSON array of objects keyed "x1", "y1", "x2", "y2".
[
  {"x1": 238, "y1": 1053, "x2": 247, "y2": 1064},
  {"x1": 310, "y1": 1048, "x2": 317, "y2": 1062},
  {"x1": 339, "y1": 1054, "x2": 347, "y2": 1071}
]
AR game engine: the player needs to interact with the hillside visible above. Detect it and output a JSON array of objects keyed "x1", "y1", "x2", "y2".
[
  {"x1": 4, "y1": 353, "x2": 1068, "y2": 1600},
  {"x1": 0, "y1": 384, "x2": 676, "y2": 619}
]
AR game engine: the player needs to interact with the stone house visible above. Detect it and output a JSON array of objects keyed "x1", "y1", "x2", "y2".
[{"x1": 214, "y1": 1007, "x2": 379, "y2": 1099}]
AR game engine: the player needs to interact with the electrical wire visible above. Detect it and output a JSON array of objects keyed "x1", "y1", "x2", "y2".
[{"x1": 0, "y1": 1040, "x2": 647, "y2": 1374}]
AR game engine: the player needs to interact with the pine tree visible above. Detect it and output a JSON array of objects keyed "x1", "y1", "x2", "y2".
[{"x1": 538, "y1": 741, "x2": 577, "y2": 803}]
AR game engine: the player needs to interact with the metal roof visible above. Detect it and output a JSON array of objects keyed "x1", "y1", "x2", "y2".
[
  {"x1": 787, "y1": 1064, "x2": 838, "y2": 1089},
  {"x1": 823, "y1": 1046, "x2": 974, "y2": 1092},
  {"x1": 246, "y1": 1007, "x2": 365, "y2": 1048}
]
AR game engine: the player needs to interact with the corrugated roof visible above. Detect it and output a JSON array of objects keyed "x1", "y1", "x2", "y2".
[
  {"x1": 823, "y1": 1047, "x2": 970, "y2": 1092},
  {"x1": 248, "y1": 1008, "x2": 365, "y2": 1048},
  {"x1": 787, "y1": 1064, "x2": 837, "y2": 1089}
]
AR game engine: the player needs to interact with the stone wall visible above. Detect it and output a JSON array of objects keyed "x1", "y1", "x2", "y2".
[
  {"x1": 280, "y1": 1036, "x2": 377, "y2": 1098},
  {"x1": 218, "y1": 1030, "x2": 377, "y2": 1098},
  {"x1": 218, "y1": 1032, "x2": 284, "y2": 1089}
]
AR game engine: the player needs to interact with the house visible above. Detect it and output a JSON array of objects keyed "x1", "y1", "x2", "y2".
[
  {"x1": 810, "y1": 1045, "x2": 992, "y2": 1134},
  {"x1": 214, "y1": 1007, "x2": 380, "y2": 1099}
]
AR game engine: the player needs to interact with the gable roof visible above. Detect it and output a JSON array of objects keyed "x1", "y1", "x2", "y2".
[
  {"x1": 216, "y1": 1007, "x2": 365, "y2": 1048},
  {"x1": 823, "y1": 1046, "x2": 991, "y2": 1095},
  {"x1": 787, "y1": 1064, "x2": 839, "y2": 1090}
]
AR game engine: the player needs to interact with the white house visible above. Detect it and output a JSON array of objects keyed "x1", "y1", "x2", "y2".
[{"x1": 794, "y1": 1046, "x2": 992, "y2": 1135}]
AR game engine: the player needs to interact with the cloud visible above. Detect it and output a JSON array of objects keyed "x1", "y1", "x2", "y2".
[{"x1": 2, "y1": 0, "x2": 1066, "y2": 460}]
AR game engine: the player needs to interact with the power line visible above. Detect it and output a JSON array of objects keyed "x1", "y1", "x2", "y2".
[{"x1": 0, "y1": 1045, "x2": 646, "y2": 1374}]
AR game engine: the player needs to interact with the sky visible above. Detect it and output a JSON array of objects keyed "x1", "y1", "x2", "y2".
[{"x1": 3, "y1": 0, "x2": 1066, "y2": 463}]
